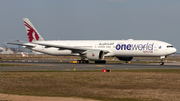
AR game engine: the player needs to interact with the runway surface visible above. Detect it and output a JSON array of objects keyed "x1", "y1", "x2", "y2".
[{"x1": 0, "y1": 61, "x2": 180, "y2": 71}]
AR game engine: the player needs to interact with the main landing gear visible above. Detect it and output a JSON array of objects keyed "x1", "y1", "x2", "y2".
[
  {"x1": 78, "y1": 54, "x2": 106, "y2": 64},
  {"x1": 77, "y1": 60, "x2": 106, "y2": 64},
  {"x1": 77, "y1": 60, "x2": 89, "y2": 63},
  {"x1": 77, "y1": 55, "x2": 89, "y2": 63}
]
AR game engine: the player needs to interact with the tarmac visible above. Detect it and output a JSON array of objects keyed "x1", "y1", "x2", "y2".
[{"x1": 0, "y1": 61, "x2": 180, "y2": 71}]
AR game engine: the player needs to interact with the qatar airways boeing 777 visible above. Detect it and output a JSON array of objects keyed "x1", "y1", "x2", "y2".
[{"x1": 7, "y1": 18, "x2": 177, "y2": 65}]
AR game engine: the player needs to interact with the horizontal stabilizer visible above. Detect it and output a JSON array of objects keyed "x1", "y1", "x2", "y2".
[{"x1": 10, "y1": 39, "x2": 28, "y2": 43}]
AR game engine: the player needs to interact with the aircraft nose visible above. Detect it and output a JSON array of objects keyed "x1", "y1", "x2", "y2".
[
  {"x1": 174, "y1": 48, "x2": 177, "y2": 53},
  {"x1": 166, "y1": 47, "x2": 177, "y2": 55}
]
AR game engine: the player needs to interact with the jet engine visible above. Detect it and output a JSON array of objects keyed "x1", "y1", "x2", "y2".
[
  {"x1": 86, "y1": 50, "x2": 104, "y2": 61},
  {"x1": 116, "y1": 57, "x2": 134, "y2": 61}
]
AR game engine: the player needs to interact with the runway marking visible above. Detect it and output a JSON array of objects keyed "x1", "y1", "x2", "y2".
[
  {"x1": 95, "y1": 65, "x2": 104, "y2": 67},
  {"x1": 0, "y1": 66, "x2": 55, "y2": 71},
  {"x1": 94, "y1": 65, "x2": 114, "y2": 67}
]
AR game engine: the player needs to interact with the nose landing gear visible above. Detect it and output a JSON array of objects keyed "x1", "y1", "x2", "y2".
[
  {"x1": 159, "y1": 62, "x2": 164, "y2": 65},
  {"x1": 159, "y1": 56, "x2": 166, "y2": 65}
]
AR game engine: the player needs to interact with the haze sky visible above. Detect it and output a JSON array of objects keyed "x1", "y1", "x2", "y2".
[{"x1": 0, "y1": 0, "x2": 180, "y2": 52}]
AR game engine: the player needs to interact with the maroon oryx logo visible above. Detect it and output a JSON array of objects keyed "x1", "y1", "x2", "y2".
[
  {"x1": 92, "y1": 53, "x2": 95, "y2": 57},
  {"x1": 24, "y1": 21, "x2": 39, "y2": 42}
]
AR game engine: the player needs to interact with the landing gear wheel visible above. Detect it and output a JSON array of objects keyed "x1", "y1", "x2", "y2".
[
  {"x1": 85, "y1": 60, "x2": 89, "y2": 63},
  {"x1": 77, "y1": 60, "x2": 89, "y2": 64},
  {"x1": 77, "y1": 60, "x2": 81, "y2": 63},
  {"x1": 95, "y1": 60, "x2": 106, "y2": 64}
]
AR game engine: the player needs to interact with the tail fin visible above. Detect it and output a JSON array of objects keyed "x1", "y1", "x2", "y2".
[{"x1": 23, "y1": 18, "x2": 44, "y2": 42}]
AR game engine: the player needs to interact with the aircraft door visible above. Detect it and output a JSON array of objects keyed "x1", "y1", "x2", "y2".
[{"x1": 154, "y1": 44, "x2": 158, "y2": 51}]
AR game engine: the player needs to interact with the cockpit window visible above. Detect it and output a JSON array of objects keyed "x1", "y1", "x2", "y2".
[{"x1": 167, "y1": 45, "x2": 174, "y2": 48}]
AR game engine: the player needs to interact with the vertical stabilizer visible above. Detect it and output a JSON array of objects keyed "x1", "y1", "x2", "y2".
[{"x1": 23, "y1": 18, "x2": 44, "y2": 42}]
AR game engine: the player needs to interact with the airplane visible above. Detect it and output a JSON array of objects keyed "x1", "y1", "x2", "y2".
[{"x1": 7, "y1": 18, "x2": 177, "y2": 65}]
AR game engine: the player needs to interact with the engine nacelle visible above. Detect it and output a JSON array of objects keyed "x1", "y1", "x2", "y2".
[
  {"x1": 116, "y1": 57, "x2": 134, "y2": 61},
  {"x1": 87, "y1": 50, "x2": 104, "y2": 61}
]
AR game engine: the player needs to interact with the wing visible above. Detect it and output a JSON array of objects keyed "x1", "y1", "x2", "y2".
[
  {"x1": 10, "y1": 40, "x2": 28, "y2": 43},
  {"x1": 6, "y1": 42, "x2": 110, "y2": 54},
  {"x1": 34, "y1": 42, "x2": 109, "y2": 54}
]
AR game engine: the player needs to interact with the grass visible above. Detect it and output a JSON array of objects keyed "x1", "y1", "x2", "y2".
[
  {"x1": 1, "y1": 70, "x2": 180, "y2": 101},
  {"x1": 112, "y1": 69, "x2": 180, "y2": 73},
  {"x1": 7, "y1": 69, "x2": 180, "y2": 73}
]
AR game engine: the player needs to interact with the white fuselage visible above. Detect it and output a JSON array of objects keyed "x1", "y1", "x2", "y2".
[{"x1": 29, "y1": 40, "x2": 177, "y2": 57}]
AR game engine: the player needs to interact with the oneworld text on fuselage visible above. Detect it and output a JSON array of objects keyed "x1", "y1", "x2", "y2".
[{"x1": 116, "y1": 43, "x2": 154, "y2": 51}]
